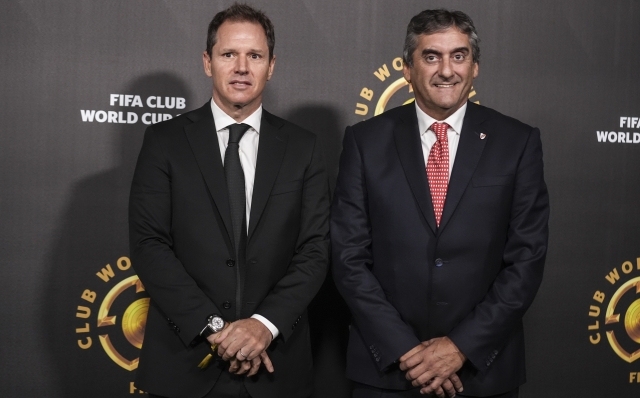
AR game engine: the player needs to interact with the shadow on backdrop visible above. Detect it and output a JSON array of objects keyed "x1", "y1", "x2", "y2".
[
  {"x1": 42, "y1": 86, "x2": 353, "y2": 397},
  {"x1": 286, "y1": 105, "x2": 352, "y2": 398},
  {"x1": 42, "y1": 73, "x2": 194, "y2": 397}
]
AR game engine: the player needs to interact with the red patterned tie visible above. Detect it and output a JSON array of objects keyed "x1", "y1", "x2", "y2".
[{"x1": 427, "y1": 122, "x2": 450, "y2": 227}]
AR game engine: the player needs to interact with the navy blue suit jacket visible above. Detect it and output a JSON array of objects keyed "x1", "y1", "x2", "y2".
[{"x1": 331, "y1": 102, "x2": 549, "y2": 396}]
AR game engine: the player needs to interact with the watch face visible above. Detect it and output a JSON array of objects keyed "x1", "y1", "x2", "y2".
[{"x1": 211, "y1": 317, "x2": 224, "y2": 332}]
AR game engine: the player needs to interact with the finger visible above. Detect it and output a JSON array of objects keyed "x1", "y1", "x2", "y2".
[
  {"x1": 238, "y1": 340, "x2": 261, "y2": 361},
  {"x1": 448, "y1": 373, "x2": 464, "y2": 393},
  {"x1": 234, "y1": 359, "x2": 252, "y2": 375},
  {"x1": 217, "y1": 339, "x2": 230, "y2": 359},
  {"x1": 228, "y1": 358, "x2": 240, "y2": 373},
  {"x1": 221, "y1": 336, "x2": 246, "y2": 361},
  {"x1": 236, "y1": 347, "x2": 251, "y2": 362},
  {"x1": 402, "y1": 350, "x2": 430, "y2": 371},
  {"x1": 440, "y1": 379, "x2": 456, "y2": 398},
  {"x1": 419, "y1": 377, "x2": 443, "y2": 394},
  {"x1": 421, "y1": 339, "x2": 436, "y2": 348},
  {"x1": 414, "y1": 372, "x2": 438, "y2": 389},
  {"x1": 217, "y1": 335, "x2": 233, "y2": 358},
  {"x1": 411, "y1": 369, "x2": 436, "y2": 387},
  {"x1": 260, "y1": 351, "x2": 274, "y2": 373},
  {"x1": 247, "y1": 357, "x2": 261, "y2": 377},
  {"x1": 213, "y1": 324, "x2": 233, "y2": 344},
  {"x1": 433, "y1": 385, "x2": 445, "y2": 398},
  {"x1": 226, "y1": 334, "x2": 261, "y2": 361},
  {"x1": 244, "y1": 343, "x2": 264, "y2": 361},
  {"x1": 405, "y1": 361, "x2": 429, "y2": 381},
  {"x1": 399, "y1": 344, "x2": 426, "y2": 364}
]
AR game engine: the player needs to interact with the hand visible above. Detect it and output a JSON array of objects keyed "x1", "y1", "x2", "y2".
[
  {"x1": 228, "y1": 351, "x2": 275, "y2": 377},
  {"x1": 214, "y1": 318, "x2": 273, "y2": 362},
  {"x1": 399, "y1": 337, "x2": 465, "y2": 397},
  {"x1": 206, "y1": 320, "x2": 231, "y2": 348}
]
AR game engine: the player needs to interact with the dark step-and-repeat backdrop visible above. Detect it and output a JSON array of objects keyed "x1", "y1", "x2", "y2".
[{"x1": 1, "y1": 1, "x2": 639, "y2": 397}]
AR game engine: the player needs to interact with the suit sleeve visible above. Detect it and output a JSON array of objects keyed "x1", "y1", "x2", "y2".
[
  {"x1": 254, "y1": 136, "x2": 330, "y2": 342},
  {"x1": 129, "y1": 126, "x2": 219, "y2": 346},
  {"x1": 331, "y1": 126, "x2": 421, "y2": 370},
  {"x1": 448, "y1": 127, "x2": 549, "y2": 373}
]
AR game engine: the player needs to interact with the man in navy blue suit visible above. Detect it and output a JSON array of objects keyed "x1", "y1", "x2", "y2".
[{"x1": 331, "y1": 9, "x2": 549, "y2": 398}]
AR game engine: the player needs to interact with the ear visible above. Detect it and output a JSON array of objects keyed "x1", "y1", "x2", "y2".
[
  {"x1": 472, "y1": 62, "x2": 479, "y2": 79},
  {"x1": 266, "y1": 55, "x2": 276, "y2": 81},
  {"x1": 203, "y1": 51, "x2": 213, "y2": 77},
  {"x1": 402, "y1": 60, "x2": 412, "y2": 83}
]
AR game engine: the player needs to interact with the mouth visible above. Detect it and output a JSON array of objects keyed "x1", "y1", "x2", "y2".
[
  {"x1": 433, "y1": 83, "x2": 457, "y2": 88},
  {"x1": 230, "y1": 80, "x2": 252, "y2": 87}
]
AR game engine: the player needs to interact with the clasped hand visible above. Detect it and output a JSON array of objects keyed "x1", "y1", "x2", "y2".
[
  {"x1": 207, "y1": 318, "x2": 275, "y2": 377},
  {"x1": 399, "y1": 337, "x2": 465, "y2": 397}
]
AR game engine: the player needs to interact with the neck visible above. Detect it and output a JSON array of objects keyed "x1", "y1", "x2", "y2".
[
  {"x1": 417, "y1": 100, "x2": 465, "y2": 121},
  {"x1": 212, "y1": 95, "x2": 261, "y2": 123}
]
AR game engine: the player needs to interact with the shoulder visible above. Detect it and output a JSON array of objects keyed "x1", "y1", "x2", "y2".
[
  {"x1": 350, "y1": 104, "x2": 412, "y2": 132},
  {"x1": 145, "y1": 104, "x2": 208, "y2": 135},
  {"x1": 470, "y1": 102, "x2": 535, "y2": 135},
  {"x1": 263, "y1": 109, "x2": 318, "y2": 145}
]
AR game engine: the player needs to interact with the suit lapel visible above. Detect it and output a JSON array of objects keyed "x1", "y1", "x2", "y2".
[
  {"x1": 184, "y1": 102, "x2": 234, "y2": 244},
  {"x1": 248, "y1": 110, "x2": 287, "y2": 241},
  {"x1": 438, "y1": 102, "x2": 488, "y2": 234},
  {"x1": 394, "y1": 105, "x2": 438, "y2": 234}
]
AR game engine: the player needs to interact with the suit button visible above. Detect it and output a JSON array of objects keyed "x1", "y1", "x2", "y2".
[
  {"x1": 226, "y1": 259, "x2": 235, "y2": 267},
  {"x1": 222, "y1": 301, "x2": 232, "y2": 309},
  {"x1": 435, "y1": 258, "x2": 443, "y2": 267}
]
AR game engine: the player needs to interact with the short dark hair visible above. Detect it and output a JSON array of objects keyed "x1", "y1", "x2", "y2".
[
  {"x1": 403, "y1": 9, "x2": 480, "y2": 67},
  {"x1": 206, "y1": 3, "x2": 275, "y2": 60}
]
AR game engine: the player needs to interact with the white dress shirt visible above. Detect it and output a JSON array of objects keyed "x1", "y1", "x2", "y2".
[
  {"x1": 415, "y1": 101, "x2": 468, "y2": 179},
  {"x1": 210, "y1": 98, "x2": 279, "y2": 339}
]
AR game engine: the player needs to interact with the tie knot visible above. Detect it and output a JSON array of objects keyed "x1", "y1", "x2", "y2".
[
  {"x1": 228, "y1": 123, "x2": 251, "y2": 144},
  {"x1": 431, "y1": 122, "x2": 449, "y2": 142}
]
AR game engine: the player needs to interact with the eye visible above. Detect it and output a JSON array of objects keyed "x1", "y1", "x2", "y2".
[
  {"x1": 425, "y1": 55, "x2": 438, "y2": 63},
  {"x1": 453, "y1": 53, "x2": 466, "y2": 62},
  {"x1": 222, "y1": 53, "x2": 233, "y2": 58},
  {"x1": 250, "y1": 53, "x2": 262, "y2": 60}
]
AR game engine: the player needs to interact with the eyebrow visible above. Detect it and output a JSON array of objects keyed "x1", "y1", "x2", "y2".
[
  {"x1": 218, "y1": 48, "x2": 266, "y2": 54},
  {"x1": 421, "y1": 47, "x2": 470, "y2": 56}
]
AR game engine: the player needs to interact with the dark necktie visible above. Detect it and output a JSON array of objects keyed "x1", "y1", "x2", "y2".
[
  {"x1": 224, "y1": 123, "x2": 250, "y2": 253},
  {"x1": 427, "y1": 122, "x2": 450, "y2": 227}
]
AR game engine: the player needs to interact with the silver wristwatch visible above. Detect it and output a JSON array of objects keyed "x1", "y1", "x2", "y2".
[{"x1": 200, "y1": 314, "x2": 225, "y2": 338}]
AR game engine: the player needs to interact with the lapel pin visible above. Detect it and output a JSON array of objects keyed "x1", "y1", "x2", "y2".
[{"x1": 479, "y1": 133, "x2": 487, "y2": 140}]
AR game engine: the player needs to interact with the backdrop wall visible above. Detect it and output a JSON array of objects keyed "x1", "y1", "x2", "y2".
[{"x1": 2, "y1": 1, "x2": 640, "y2": 396}]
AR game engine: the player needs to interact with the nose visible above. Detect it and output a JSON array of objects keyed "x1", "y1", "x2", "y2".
[
  {"x1": 438, "y1": 56, "x2": 454, "y2": 79},
  {"x1": 235, "y1": 56, "x2": 248, "y2": 75}
]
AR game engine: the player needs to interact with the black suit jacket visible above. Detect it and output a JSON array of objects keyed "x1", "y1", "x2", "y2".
[
  {"x1": 129, "y1": 102, "x2": 330, "y2": 398},
  {"x1": 331, "y1": 102, "x2": 549, "y2": 396}
]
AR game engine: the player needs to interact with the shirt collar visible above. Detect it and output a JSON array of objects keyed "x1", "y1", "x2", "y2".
[
  {"x1": 415, "y1": 101, "x2": 467, "y2": 136},
  {"x1": 210, "y1": 98, "x2": 262, "y2": 134}
]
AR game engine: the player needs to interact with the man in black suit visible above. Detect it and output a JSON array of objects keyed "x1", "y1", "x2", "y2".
[
  {"x1": 129, "y1": 4, "x2": 330, "y2": 397},
  {"x1": 331, "y1": 9, "x2": 549, "y2": 398}
]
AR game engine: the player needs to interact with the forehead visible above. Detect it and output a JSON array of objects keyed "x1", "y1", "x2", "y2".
[
  {"x1": 215, "y1": 20, "x2": 268, "y2": 48},
  {"x1": 415, "y1": 27, "x2": 471, "y2": 52}
]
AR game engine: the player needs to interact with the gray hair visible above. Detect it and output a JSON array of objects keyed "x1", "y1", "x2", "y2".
[{"x1": 403, "y1": 9, "x2": 480, "y2": 67}]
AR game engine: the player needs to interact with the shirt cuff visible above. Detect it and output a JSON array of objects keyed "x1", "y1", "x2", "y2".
[{"x1": 251, "y1": 314, "x2": 279, "y2": 339}]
